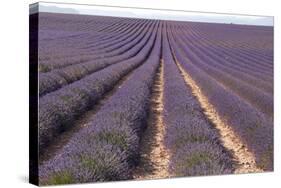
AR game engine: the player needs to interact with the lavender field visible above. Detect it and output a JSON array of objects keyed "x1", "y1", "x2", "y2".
[{"x1": 34, "y1": 12, "x2": 273, "y2": 185}]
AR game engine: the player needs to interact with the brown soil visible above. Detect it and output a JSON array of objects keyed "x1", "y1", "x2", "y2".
[
  {"x1": 174, "y1": 56, "x2": 263, "y2": 174},
  {"x1": 39, "y1": 71, "x2": 133, "y2": 164},
  {"x1": 133, "y1": 60, "x2": 171, "y2": 180}
]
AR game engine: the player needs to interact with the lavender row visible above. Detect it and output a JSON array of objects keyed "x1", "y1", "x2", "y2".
[
  {"x1": 187, "y1": 24, "x2": 273, "y2": 75},
  {"x1": 39, "y1": 23, "x2": 162, "y2": 185},
  {"x1": 169, "y1": 26, "x2": 273, "y2": 118},
  {"x1": 39, "y1": 22, "x2": 158, "y2": 151},
  {"x1": 169, "y1": 32, "x2": 273, "y2": 170},
  {"x1": 38, "y1": 16, "x2": 128, "y2": 54},
  {"x1": 176, "y1": 23, "x2": 273, "y2": 78},
  {"x1": 39, "y1": 20, "x2": 150, "y2": 71},
  {"x1": 177, "y1": 24, "x2": 273, "y2": 86},
  {"x1": 79, "y1": 20, "x2": 148, "y2": 51},
  {"x1": 162, "y1": 26, "x2": 233, "y2": 176},
  {"x1": 39, "y1": 13, "x2": 125, "y2": 33},
  {"x1": 190, "y1": 23, "x2": 273, "y2": 67},
  {"x1": 190, "y1": 22, "x2": 273, "y2": 59},
  {"x1": 40, "y1": 18, "x2": 145, "y2": 60},
  {"x1": 39, "y1": 21, "x2": 156, "y2": 96},
  {"x1": 181, "y1": 23, "x2": 273, "y2": 75}
]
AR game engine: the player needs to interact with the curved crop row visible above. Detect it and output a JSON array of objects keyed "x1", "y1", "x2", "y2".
[
  {"x1": 38, "y1": 18, "x2": 140, "y2": 61},
  {"x1": 39, "y1": 19, "x2": 149, "y2": 72},
  {"x1": 177, "y1": 24, "x2": 274, "y2": 86},
  {"x1": 80, "y1": 20, "x2": 149, "y2": 51},
  {"x1": 41, "y1": 18, "x2": 146, "y2": 59},
  {"x1": 39, "y1": 13, "x2": 127, "y2": 35},
  {"x1": 188, "y1": 25, "x2": 273, "y2": 74},
  {"x1": 39, "y1": 21, "x2": 156, "y2": 96},
  {"x1": 181, "y1": 24, "x2": 273, "y2": 77},
  {"x1": 169, "y1": 26, "x2": 273, "y2": 118},
  {"x1": 39, "y1": 23, "x2": 162, "y2": 185},
  {"x1": 190, "y1": 24, "x2": 273, "y2": 68},
  {"x1": 39, "y1": 22, "x2": 159, "y2": 151}
]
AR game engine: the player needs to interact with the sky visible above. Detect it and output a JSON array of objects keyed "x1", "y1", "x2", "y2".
[{"x1": 30, "y1": 2, "x2": 273, "y2": 26}]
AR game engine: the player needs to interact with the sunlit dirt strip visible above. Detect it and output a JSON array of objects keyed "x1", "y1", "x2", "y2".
[
  {"x1": 39, "y1": 71, "x2": 135, "y2": 164},
  {"x1": 133, "y1": 60, "x2": 171, "y2": 180},
  {"x1": 173, "y1": 55, "x2": 263, "y2": 174}
]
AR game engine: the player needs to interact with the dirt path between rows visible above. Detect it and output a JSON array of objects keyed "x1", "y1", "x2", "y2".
[
  {"x1": 133, "y1": 60, "x2": 171, "y2": 180},
  {"x1": 174, "y1": 56, "x2": 263, "y2": 174},
  {"x1": 39, "y1": 71, "x2": 134, "y2": 164}
]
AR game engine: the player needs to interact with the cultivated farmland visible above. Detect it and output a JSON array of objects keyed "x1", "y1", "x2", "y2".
[{"x1": 35, "y1": 12, "x2": 273, "y2": 185}]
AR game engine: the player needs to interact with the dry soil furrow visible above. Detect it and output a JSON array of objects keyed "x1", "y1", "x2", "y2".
[
  {"x1": 174, "y1": 56, "x2": 263, "y2": 174},
  {"x1": 133, "y1": 60, "x2": 171, "y2": 180}
]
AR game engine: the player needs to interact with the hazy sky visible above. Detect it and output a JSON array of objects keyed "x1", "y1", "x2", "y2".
[{"x1": 31, "y1": 2, "x2": 273, "y2": 26}]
